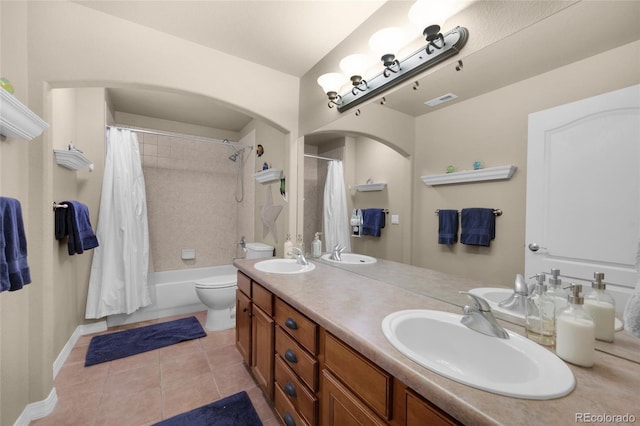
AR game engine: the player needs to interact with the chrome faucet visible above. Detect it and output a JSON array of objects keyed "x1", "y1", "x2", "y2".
[
  {"x1": 288, "y1": 247, "x2": 309, "y2": 266},
  {"x1": 459, "y1": 291, "x2": 510, "y2": 339},
  {"x1": 329, "y1": 243, "x2": 345, "y2": 261}
]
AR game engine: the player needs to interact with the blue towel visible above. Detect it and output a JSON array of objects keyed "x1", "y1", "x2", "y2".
[
  {"x1": 460, "y1": 208, "x2": 496, "y2": 247},
  {"x1": 0, "y1": 197, "x2": 31, "y2": 292},
  {"x1": 55, "y1": 201, "x2": 98, "y2": 255},
  {"x1": 69, "y1": 201, "x2": 99, "y2": 252},
  {"x1": 361, "y1": 208, "x2": 386, "y2": 237},
  {"x1": 437, "y1": 210, "x2": 459, "y2": 244}
]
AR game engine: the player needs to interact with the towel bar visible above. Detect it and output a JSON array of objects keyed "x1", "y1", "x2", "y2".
[
  {"x1": 435, "y1": 209, "x2": 502, "y2": 216},
  {"x1": 52, "y1": 202, "x2": 69, "y2": 210}
]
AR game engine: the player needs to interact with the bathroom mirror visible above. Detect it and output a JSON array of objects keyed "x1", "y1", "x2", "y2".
[{"x1": 299, "y1": 1, "x2": 640, "y2": 363}]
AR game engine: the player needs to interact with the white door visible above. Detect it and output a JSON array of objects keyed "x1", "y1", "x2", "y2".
[{"x1": 525, "y1": 84, "x2": 640, "y2": 310}]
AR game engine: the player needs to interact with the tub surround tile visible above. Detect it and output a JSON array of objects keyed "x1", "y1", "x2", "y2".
[{"x1": 235, "y1": 258, "x2": 640, "y2": 426}]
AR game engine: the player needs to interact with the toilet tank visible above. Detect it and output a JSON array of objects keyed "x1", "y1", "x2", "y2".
[{"x1": 245, "y1": 242, "x2": 274, "y2": 259}]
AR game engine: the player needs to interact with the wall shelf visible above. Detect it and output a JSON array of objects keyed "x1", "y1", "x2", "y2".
[
  {"x1": 421, "y1": 165, "x2": 517, "y2": 186},
  {"x1": 355, "y1": 183, "x2": 387, "y2": 192},
  {"x1": 54, "y1": 149, "x2": 94, "y2": 171},
  {"x1": 0, "y1": 89, "x2": 49, "y2": 140},
  {"x1": 253, "y1": 168, "x2": 282, "y2": 183}
]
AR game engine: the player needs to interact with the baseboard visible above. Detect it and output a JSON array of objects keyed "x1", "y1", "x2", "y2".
[
  {"x1": 13, "y1": 320, "x2": 107, "y2": 425},
  {"x1": 52, "y1": 320, "x2": 107, "y2": 379},
  {"x1": 12, "y1": 388, "x2": 57, "y2": 426}
]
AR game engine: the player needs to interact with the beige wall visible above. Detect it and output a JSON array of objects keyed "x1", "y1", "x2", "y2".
[
  {"x1": 243, "y1": 120, "x2": 289, "y2": 257},
  {"x1": 1, "y1": 1, "x2": 298, "y2": 423},
  {"x1": 351, "y1": 137, "x2": 411, "y2": 264},
  {"x1": 413, "y1": 40, "x2": 640, "y2": 287}
]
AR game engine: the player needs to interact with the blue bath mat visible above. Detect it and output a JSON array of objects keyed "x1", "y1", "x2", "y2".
[
  {"x1": 154, "y1": 391, "x2": 262, "y2": 426},
  {"x1": 85, "y1": 316, "x2": 206, "y2": 366}
]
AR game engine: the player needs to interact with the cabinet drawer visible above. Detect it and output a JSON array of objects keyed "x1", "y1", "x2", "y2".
[
  {"x1": 275, "y1": 382, "x2": 310, "y2": 426},
  {"x1": 275, "y1": 355, "x2": 318, "y2": 426},
  {"x1": 237, "y1": 271, "x2": 251, "y2": 297},
  {"x1": 324, "y1": 332, "x2": 392, "y2": 420},
  {"x1": 275, "y1": 298, "x2": 318, "y2": 354},
  {"x1": 276, "y1": 326, "x2": 318, "y2": 392},
  {"x1": 253, "y1": 282, "x2": 273, "y2": 315}
]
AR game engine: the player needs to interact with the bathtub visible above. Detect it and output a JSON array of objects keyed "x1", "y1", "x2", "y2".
[{"x1": 106, "y1": 264, "x2": 237, "y2": 327}]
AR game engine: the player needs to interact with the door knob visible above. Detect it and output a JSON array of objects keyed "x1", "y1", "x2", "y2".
[{"x1": 528, "y1": 242, "x2": 547, "y2": 252}]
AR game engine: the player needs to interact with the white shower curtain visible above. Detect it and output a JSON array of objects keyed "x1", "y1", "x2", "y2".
[
  {"x1": 323, "y1": 160, "x2": 351, "y2": 253},
  {"x1": 85, "y1": 129, "x2": 151, "y2": 318}
]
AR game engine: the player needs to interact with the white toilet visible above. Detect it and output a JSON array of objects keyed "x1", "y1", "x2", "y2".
[{"x1": 195, "y1": 242, "x2": 274, "y2": 331}]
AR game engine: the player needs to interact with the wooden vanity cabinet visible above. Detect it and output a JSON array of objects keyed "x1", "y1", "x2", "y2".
[{"x1": 236, "y1": 273, "x2": 459, "y2": 426}]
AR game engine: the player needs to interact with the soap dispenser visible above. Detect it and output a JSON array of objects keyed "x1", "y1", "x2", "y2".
[
  {"x1": 312, "y1": 232, "x2": 322, "y2": 258},
  {"x1": 296, "y1": 234, "x2": 305, "y2": 254},
  {"x1": 556, "y1": 284, "x2": 595, "y2": 367},
  {"x1": 283, "y1": 234, "x2": 294, "y2": 259},
  {"x1": 584, "y1": 272, "x2": 616, "y2": 342},
  {"x1": 546, "y1": 268, "x2": 568, "y2": 316},
  {"x1": 525, "y1": 274, "x2": 556, "y2": 346}
]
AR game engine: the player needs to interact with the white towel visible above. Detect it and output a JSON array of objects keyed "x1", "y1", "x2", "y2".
[{"x1": 623, "y1": 241, "x2": 640, "y2": 338}]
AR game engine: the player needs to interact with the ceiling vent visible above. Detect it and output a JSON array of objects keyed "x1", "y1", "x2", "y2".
[{"x1": 425, "y1": 93, "x2": 458, "y2": 107}]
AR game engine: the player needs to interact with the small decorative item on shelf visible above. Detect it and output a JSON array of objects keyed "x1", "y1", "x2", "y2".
[
  {"x1": 262, "y1": 162, "x2": 269, "y2": 171},
  {"x1": 0, "y1": 77, "x2": 14, "y2": 94},
  {"x1": 473, "y1": 161, "x2": 483, "y2": 170},
  {"x1": 446, "y1": 165, "x2": 456, "y2": 173}
]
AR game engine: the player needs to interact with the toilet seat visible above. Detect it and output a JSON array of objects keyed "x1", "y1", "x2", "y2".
[{"x1": 195, "y1": 274, "x2": 237, "y2": 289}]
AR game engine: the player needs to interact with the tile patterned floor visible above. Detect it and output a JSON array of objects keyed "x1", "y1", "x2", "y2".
[{"x1": 31, "y1": 311, "x2": 280, "y2": 426}]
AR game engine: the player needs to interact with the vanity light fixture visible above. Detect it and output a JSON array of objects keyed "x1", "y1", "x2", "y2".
[{"x1": 317, "y1": 25, "x2": 468, "y2": 113}]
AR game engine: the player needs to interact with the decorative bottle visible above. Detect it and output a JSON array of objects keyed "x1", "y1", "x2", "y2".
[
  {"x1": 296, "y1": 234, "x2": 305, "y2": 254},
  {"x1": 584, "y1": 272, "x2": 616, "y2": 342},
  {"x1": 525, "y1": 274, "x2": 556, "y2": 346},
  {"x1": 556, "y1": 284, "x2": 595, "y2": 367},
  {"x1": 311, "y1": 232, "x2": 322, "y2": 258},
  {"x1": 283, "y1": 234, "x2": 294, "y2": 259},
  {"x1": 546, "y1": 268, "x2": 568, "y2": 316}
]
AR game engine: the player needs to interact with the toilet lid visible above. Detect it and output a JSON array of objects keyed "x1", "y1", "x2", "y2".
[{"x1": 195, "y1": 274, "x2": 237, "y2": 289}]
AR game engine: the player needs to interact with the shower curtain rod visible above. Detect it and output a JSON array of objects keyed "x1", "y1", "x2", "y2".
[
  {"x1": 106, "y1": 125, "x2": 251, "y2": 150},
  {"x1": 304, "y1": 153, "x2": 339, "y2": 161}
]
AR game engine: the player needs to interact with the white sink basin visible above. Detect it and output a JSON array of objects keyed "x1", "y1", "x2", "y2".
[
  {"x1": 382, "y1": 309, "x2": 575, "y2": 400},
  {"x1": 254, "y1": 259, "x2": 315, "y2": 274},
  {"x1": 320, "y1": 253, "x2": 376, "y2": 265},
  {"x1": 469, "y1": 287, "x2": 624, "y2": 331}
]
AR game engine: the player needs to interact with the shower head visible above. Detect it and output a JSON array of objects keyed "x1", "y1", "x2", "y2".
[{"x1": 228, "y1": 147, "x2": 245, "y2": 162}]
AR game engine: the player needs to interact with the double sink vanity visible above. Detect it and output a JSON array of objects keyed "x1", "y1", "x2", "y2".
[{"x1": 234, "y1": 255, "x2": 639, "y2": 425}]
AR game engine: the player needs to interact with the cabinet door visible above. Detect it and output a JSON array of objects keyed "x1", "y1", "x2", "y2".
[
  {"x1": 252, "y1": 304, "x2": 275, "y2": 400},
  {"x1": 405, "y1": 388, "x2": 458, "y2": 426},
  {"x1": 321, "y1": 370, "x2": 386, "y2": 426},
  {"x1": 236, "y1": 289, "x2": 252, "y2": 365}
]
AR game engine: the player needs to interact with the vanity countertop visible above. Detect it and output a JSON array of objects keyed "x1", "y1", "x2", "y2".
[{"x1": 233, "y1": 258, "x2": 640, "y2": 426}]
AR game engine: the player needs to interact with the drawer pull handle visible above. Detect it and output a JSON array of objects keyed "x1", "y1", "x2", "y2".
[
  {"x1": 284, "y1": 349, "x2": 298, "y2": 364},
  {"x1": 285, "y1": 317, "x2": 298, "y2": 330},
  {"x1": 283, "y1": 412, "x2": 296, "y2": 426},
  {"x1": 284, "y1": 381, "x2": 297, "y2": 397}
]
